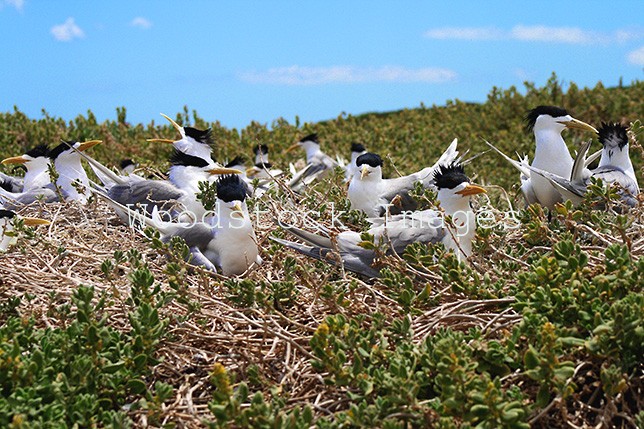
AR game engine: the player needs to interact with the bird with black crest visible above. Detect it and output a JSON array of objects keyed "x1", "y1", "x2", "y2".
[
  {"x1": 347, "y1": 138, "x2": 459, "y2": 217},
  {"x1": 1, "y1": 144, "x2": 51, "y2": 194},
  {"x1": 486, "y1": 105, "x2": 597, "y2": 209},
  {"x1": 287, "y1": 133, "x2": 338, "y2": 192},
  {"x1": 526, "y1": 122, "x2": 640, "y2": 207},
  {"x1": 273, "y1": 162, "x2": 486, "y2": 278}
]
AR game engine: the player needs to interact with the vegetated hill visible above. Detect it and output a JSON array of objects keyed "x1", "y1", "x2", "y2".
[{"x1": 0, "y1": 74, "x2": 642, "y2": 428}]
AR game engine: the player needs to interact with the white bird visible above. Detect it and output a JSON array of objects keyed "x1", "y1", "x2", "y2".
[
  {"x1": 0, "y1": 209, "x2": 50, "y2": 252},
  {"x1": 347, "y1": 138, "x2": 459, "y2": 217},
  {"x1": 1, "y1": 144, "x2": 51, "y2": 193},
  {"x1": 526, "y1": 122, "x2": 639, "y2": 206},
  {"x1": 147, "y1": 113, "x2": 216, "y2": 165},
  {"x1": 0, "y1": 140, "x2": 101, "y2": 207},
  {"x1": 246, "y1": 144, "x2": 283, "y2": 181},
  {"x1": 273, "y1": 163, "x2": 486, "y2": 277},
  {"x1": 487, "y1": 106, "x2": 598, "y2": 209},
  {"x1": 343, "y1": 142, "x2": 367, "y2": 182},
  {"x1": 80, "y1": 148, "x2": 241, "y2": 222},
  {"x1": 97, "y1": 174, "x2": 261, "y2": 276},
  {"x1": 287, "y1": 133, "x2": 338, "y2": 192}
]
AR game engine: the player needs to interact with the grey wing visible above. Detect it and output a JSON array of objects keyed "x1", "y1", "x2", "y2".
[
  {"x1": 372, "y1": 211, "x2": 446, "y2": 254},
  {"x1": 162, "y1": 222, "x2": 213, "y2": 250},
  {"x1": 186, "y1": 247, "x2": 217, "y2": 272},
  {"x1": 288, "y1": 163, "x2": 327, "y2": 191},
  {"x1": 0, "y1": 173, "x2": 23, "y2": 193},
  {"x1": 378, "y1": 175, "x2": 420, "y2": 215},
  {"x1": 527, "y1": 165, "x2": 585, "y2": 205},
  {"x1": 271, "y1": 235, "x2": 380, "y2": 278},
  {"x1": 592, "y1": 167, "x2": 640, "y2": 206},
  {"x1": 0, "y1": 186, "x2": 59, "y2": 209},
  {"x1": 109, "y1": 180, "x2": 185, "y2": 213}
]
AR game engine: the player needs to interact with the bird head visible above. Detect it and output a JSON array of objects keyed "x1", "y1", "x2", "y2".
[
  {"x1": 287, "y1": 133, "x2": 319, "y2": 153},
  {"x1": 526, "y1": 105, "x2": 597, "y2": 135},
  {"x1": 598, "y1": 122, "x2": 628, "y2": 152},
  {"x1": 433, "y1": 163, "x2": 486, "y2": 213},
  {"x1": 216, "y1": 174, "x2": 248, "y2": 217},
  {"x1": 355, "y1": 152, "x2": 383, "y2": 180},
  {"x1": 1, "y1": 144, "x2": 50, "y2": 168}
]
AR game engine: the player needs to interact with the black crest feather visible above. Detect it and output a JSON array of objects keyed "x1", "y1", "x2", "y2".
[
  {"x1": 253, "y1": 144, "x2": 269, "y2": 155},
  {"x1": 598, "y1": 122, "x2": 628, "y2": 150},
  {"x1": 0, "y1": 209, "x2": 17, "y2": 219},
  {"x1": 49, "y1": 141, "x2": 76, "y2": 160},
  {"x1": 184, "y1": 127, "x2": 213, "y2": 146},
  {"x1": 120, "y1": 159, "x2": 136, "y2": 169},
  {"x1": 225, "y1": 156, "x2": 246, "y2": 168},
  {"x1": 25, "y1": 144, "x2": 50, "y2": 159},
  {"x1": 432, "y1": 163, "x2": 469, "y2": 190},
  {"x1": 299, "y1": 133, "x2": 318, "y2": 144},
  {"x1": 351, "y1": 142, "x2": 366, "y2": 153},
  {"x1": 525, "y1": 106, "x2": 569, "y2": 131},
  {"x1": 216, "y1": 174, "x2": 247, "y2": 203},
  {"x1": 356, "y1": 153, "x2": 383, "y2": 168},
  {"x1": 169, "y1": 150, "x2": 210, "y2": 168}
]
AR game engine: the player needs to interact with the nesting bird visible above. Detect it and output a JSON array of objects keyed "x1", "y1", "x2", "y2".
[
  {"x1": 347, "y1": 138, "x2": 459, "y2": 217},
  {"x1": 273, "y1": 163, "x2": 486, "y2": 277},
  {"x1": 0, "y1": 140, "x2": 100, "y2": 207},
  {"x1": 98, "y1": 174, "x2": 261, "y2": 276},
  {"x1": 287, "y1": 133, "x2": 339, "y2": 192}
]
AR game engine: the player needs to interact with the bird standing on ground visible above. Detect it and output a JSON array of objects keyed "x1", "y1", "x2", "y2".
[
  {"x1": 526, "y1": 122, "x2": 639, "y2": 206},
  {"x1": 486, "y1": 106, "x2": 598, "y2": 208},
  {"x1": 273, "y1": 163, "x2": 486, "y2": 278}
]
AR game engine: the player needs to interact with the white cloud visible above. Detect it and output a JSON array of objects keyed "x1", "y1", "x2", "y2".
[
  {"x1": 239, "y1": 65, "x2": 457, "y2": 85},
  {"x1": 2, "y1": 0, "x2": 24, "y2": 11},
  {"x1": 627, "y1": 46, "x2": 644, "y2": 66},
  {"x1": 510, "y1": 25, "x2": 604, "y2": 44},
  {"x1": 424, "y1": 27, "x2": 502, "y2": 41},
  {"x1": 424, "y1": 25, "x2": 644, "y2": 45},
  {"x1": 130, "y1": 17, "x2": 152, "y2": 29},
  {"x1": 51, "y1": 17, "x2": 84, "y2": 42}
]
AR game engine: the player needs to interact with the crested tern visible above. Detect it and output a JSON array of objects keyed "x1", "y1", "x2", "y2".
[
  {"x1": 273, "y1": 163, "x2": 486, "y2": 277},
  {"x1": 347, "y1": 138, "x2": 459, "y2": 217}
]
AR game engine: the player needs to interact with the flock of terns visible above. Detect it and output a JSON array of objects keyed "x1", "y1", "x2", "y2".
[{"x1": 0, "y1": 106, "x2": 639, "y2": 277}]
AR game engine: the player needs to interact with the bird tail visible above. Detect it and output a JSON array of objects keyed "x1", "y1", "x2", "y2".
[
  {"x1": 484, "y1": 140, "x2": 532, "y2": 179},
  {"x1": 526, "y1": 165, "x2": 584, "y2": 205},
  {"x1": 281, "y1": 225, "x2": 333, "y2": 248},
  {"x1": 63, "y1": 141, "x2": 127, "y2": 187},
  {"x1": 269, "y1": 236, "x2": 380, "y2": 278}
]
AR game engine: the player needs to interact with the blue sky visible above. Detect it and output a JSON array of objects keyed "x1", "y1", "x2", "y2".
[{"x1": 1, "y1": 1, "x2": 643, "y2": 130}]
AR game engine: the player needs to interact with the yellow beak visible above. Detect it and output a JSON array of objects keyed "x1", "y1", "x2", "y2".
[
  {"x1": 360, "y1": 165, "x2": 370, "y2": 180},
  {"x1": 77, "y1": 140, "x2": 102, "y2": 152},
  {"x1": 232, "y1": 202, "x2": 243, "y2": 214},
  {"x1": 1, "y1": 155, "x2": 27, "y2": 165},
  {"x1": 286, "y1": 143, "x2": 301, "y2": 153},
  {"x1": 160, "y1": 113, "x2": 183, "y2": 134},
  {"x1": 21, "y1": 217, "x2": 51, "y2": 226},
  {"x1": 558, "y1": 118, "x2": 598, "y2": 134},
  {"x1": 208, "y1": 167, "x2": 243, "y2": 175},
  {"x1": 146, "y1": 138, "x2": 175, "y2": 144},
  {"x1": 246, "y1": 167, "x2": 258, "y2": 177},
  {"x1": 455, "y1": 183, "x2": 487, "y2": 196}
]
